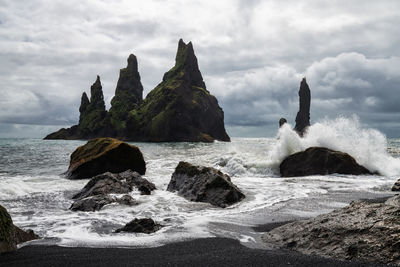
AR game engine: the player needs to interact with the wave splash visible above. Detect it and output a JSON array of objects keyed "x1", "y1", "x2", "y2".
[{"x1": 268, "y1": 115, "x2": 400, "y2": 176}]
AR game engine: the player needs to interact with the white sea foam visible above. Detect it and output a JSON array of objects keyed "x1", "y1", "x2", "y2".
[{"x1": 268, "y1": 115, "x2": 400, "y2": 176}]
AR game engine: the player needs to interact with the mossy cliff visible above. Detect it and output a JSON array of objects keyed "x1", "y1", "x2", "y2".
[{"x1": 44, "y1": 39, "x2": 230, "y2": 142}]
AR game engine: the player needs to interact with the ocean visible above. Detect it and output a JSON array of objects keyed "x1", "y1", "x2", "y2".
[{"x1": 0, "y1": 117, "x2": 399, "y2": 248}]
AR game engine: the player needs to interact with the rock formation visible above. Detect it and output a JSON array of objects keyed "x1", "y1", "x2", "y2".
[
  {"x1": 45, "y1": 40, "x2": 230, "y2": 142},
  {"x1": 294, "y1": 78, "x2": 311, "y2": 136},
  {"x1": 66, "y1": 138, "x2": 146, "y2": 179},
  {"x1": 392, "y1": 179, "x2": 400, "y2": 191},
  {"x1": 70, "y1": 170, "x2": 155, "y2": 212},
  {"x1": 0, "y1": 204, "x2": 38, "y2": 254},
  {"x1": 115, "y1": 218, "x2": 161, "y2": 234},
  {"x1": 280, "y1": 147, "x2": 371, "y2": 177},
  {"x1": 109, "y1": 54, "x2": 143, "y2": 134},
  {"x1": 167, "y1": 161, "x2": 245, "y2": 208},
  {"x1": 70, "y1": 194, "x2": 138, "y2": 212},
  {"x1": 279, "y1": 118, "x2": 287, "y2": 127},
  {"x1": 262, "y1": 195, "x2": 400, "y2": 265}
]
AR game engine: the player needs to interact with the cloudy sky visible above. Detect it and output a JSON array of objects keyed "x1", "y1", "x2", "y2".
[{"x1": 0, "y1": 0, "x2": 399, "y2": 138}]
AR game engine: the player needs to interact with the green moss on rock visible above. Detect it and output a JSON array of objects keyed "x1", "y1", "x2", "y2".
[
  {"x1": 0, "y1": 204, "x2": 16, "y2": 253},
  {"x1": 68, "y1": 137, "x2": 146, "y2": 179}
]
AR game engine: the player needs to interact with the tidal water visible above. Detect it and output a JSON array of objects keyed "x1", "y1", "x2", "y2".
[{"x1": 0, "y1": 117, "x2": 399, "y2": 248}]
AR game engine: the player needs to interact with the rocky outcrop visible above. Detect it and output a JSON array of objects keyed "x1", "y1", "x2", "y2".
[
  {"x1": 109, "y1": 54, "x2": 143, "y2": 134},
  {"x1": 66, "y1": 138, "x2": 146, "y2": 179},
  {"x1": 70, "y1": 170, "x2": 154, "y2": 211},
  {"x1": 45, "y1": 40, "x2": 230, "y2": 142},
  {"x1": 70, "y1": 194, "x2": 138, "y2": 212},
  {"x1": 294, "y1": 78, "x2": 311, "y2": 136},
  {"x1": 392, "y1": 179, "x2": 400, "y2": 191},
  {"x1": 280, "y1": 147, "x2": 371, "y2": 177},
  {"x1": 279, "y1": 118, "x2": 287, "y2": 127},
  {"x1": 115, "y1": 218, "x2": 161, "y2": 234},
  {"x1": 44, "y1": 76, "x2": 112, "y2": 140},
  {"x1": 71, "y1": 170, "x2": 155, "y2": 199},
  {"x1": 125, "y1": 39, "x2": 230, "y2": 142},
  {"x1": 0, "y1": 204, "x2": 38, "y2": 254},
  {"x1": 167, "y1": 162, "x2": 245, "y2": 208},
  {"x1": 262, "y1": 195, "x2": 400, "y2": 265}
]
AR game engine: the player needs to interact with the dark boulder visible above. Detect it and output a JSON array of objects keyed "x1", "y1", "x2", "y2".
[
  {"x1": 263, "y1": 195, "x2": 400, "y2": 265},
  {"x1": 279, "y1": 118, "x2": 287, "y2": 127},
  {"x1": 0, "y1": 204, "x2": 38, "y2": 254},
  {"x1": 119, "y1": 170, "x2": 156, "y2": 195},
  {"x1": 167, "y1": 162, "x2": 245, "y2": 208},
  {"x1": 72, "y1": 170, "x2": 155, "y2": 200},
  {"x1": 280, "y1": 147, "x2": 371, "y2": 177},
  {"x1": 67, "y1": 138, "x2": 146, "y2": 179},
  {"x1": 294, "y1": 78, "x2": 311, "y2": 136},
  {"x1": 115, "y1": 218, "x2": 161, "y2": 234},
  {"x1": 70, "y1": 195, "x2": 138, "y2": 212},
  {"x1": 392, "y1": 179, "x2": 400, "y2": 191}
]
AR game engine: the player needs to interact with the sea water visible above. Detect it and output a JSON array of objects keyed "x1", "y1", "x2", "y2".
[{"x1": 0, "y1": 116, "x2": 399, "y2": 248}]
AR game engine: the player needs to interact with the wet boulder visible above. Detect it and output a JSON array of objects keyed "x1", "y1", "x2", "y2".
[
  {"x1": 392, "y1": 179, "x2": 400, "y2": 191},
  {"x1": 72, "y1": 170, "x2": 155, "y2": 200},
  {"x1": 67, "y1": 137, "x2": 146, "y2": 179},
  {"x1": 262, "y1": 195, "x2": 400, "y2": 265},
  {"x1": 0, "y1": 204, "x2": 38, "y2": 254},
  {"x1": 115, "y1": 218, "x2": 161, "y2": 234},
  {"x1": 70, "y1": 195, "x2": 138, "y2": 212},
  {"x1": 167, "y1": 162, "x2": 245, "y2": 208},
  {"x1": 280, "y1": 147, "x2": 371, "y2": 177}
]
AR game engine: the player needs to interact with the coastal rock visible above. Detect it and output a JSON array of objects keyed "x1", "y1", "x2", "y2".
[
  {"x1": 45, "y1": 40, "x2": 230, "y2": 143},
  {"x1": 70, "y1": 194, "x2": 138, "y2": 212},
  {"x1": 0, "y1": 204, "x2": 16, "y2": 253},
  {"x1": 392, "y1": 179, "x2": 400, "y2": 191},
  {"x1": 126, "y1": 39, "x2": 230, "y2": 142},
  {"x1": 0, "y1": 204, "x2": 38, "y2": 254},
  {"x1": 115, "y1": 218, "x2": 161, "y2": 234},
  {"x1": 167, "y1": 162, "x2": 245, "y2": 208},
  {"x1": 44, "y1": 76, "x2": 112, "y2": 140},
  {"x1": 118, "y1": 170, "x2": 156, "y2": 195},
  {"x1": 279, "y1": 118, "x2": 287, "y2": 127},
  {"x1": 280, "y1": 147, "x2": 371, "y2": 177},
  {"x1": 72, "y1": 170, "x2": 155, "y2": 200},
  {"x1": 262, "y1": 195, "x2": 400, "y2": 265},
  {"x1": 67, "y1": 138, "x2": 146, "y2": 179},
  {"x1": 109, "y1": 54, "x2": 143, "y2": 134},
  {"x1": 294, "y1": 78, "x2": 311, "y2": 136}
]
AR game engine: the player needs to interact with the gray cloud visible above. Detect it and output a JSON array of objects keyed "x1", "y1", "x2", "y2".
[{"x1": 0, "y1": 0, "x2": 399, "y2": 138}]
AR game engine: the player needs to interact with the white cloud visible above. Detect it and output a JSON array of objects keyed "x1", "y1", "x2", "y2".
[{"x1": 0, "y1": 0, "x2": 399, "y2": 137}]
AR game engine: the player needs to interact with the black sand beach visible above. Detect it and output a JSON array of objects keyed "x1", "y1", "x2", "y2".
[
  {"x1": 0, "y1": 237, "x2": 385, "y2": 267},
  {"x1": 1, "y1": 220, "x2": 387, "y2": 267}
]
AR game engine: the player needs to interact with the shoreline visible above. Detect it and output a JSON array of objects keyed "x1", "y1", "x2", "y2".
[
  {"x1": 0, "y1": 236, "x2": 385, "y2": 267},
  {"x1": 1, "y1": 210, "x2": 391, "y2": 267}
]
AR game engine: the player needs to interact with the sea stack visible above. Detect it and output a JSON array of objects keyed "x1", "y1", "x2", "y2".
[
  {"x1": 45, "y1": 40, "x2": 230, "y2": 142},
  {"x1": 294, "y1": 78, "x2": 311, "y2": 136},
  {"x1": 125, "y1": 39, "x2": 230, "y2": 142},
  {"x1": 109, "y1": 54, "x2": 143, "y2": 134}
]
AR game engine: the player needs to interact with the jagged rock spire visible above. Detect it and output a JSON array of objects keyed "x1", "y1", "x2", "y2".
[
  {"x1": 113, "y1": 54, "x2": 143, "y2": 102},
  {"x1": 294, "y1": 78, "x2": 311, "y2": 136},
  {"x1": 79, "y1": 92, "x2": 89, "y2": 113},
  {"x1": 90, "y1": 75, "x2": 106, "y2": 111},
  {"x1": 109, "y1": 54, "x2": 144, "y2": 124},
  {"x1": 162, "y1": 39, "x2": 206, "y2": 89}
]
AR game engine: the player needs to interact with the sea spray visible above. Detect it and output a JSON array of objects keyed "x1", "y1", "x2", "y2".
[{"x1": 268, "y1": 115, "x2": 400, "y2": 176}]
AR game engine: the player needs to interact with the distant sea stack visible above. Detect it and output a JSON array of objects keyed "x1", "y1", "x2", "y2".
[
  {"x1": 294, "y1": 78, "x2": 311, "y2": 136},
  {"x1": 44, "y1": 39, "x2": 230, "y2": 142}
]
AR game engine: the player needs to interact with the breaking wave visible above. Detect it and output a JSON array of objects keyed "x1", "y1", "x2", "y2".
[{"x1": 268, "y1": 115, "x2": 400, "y2": 176}]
